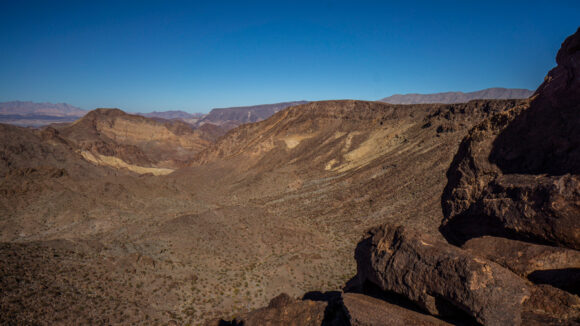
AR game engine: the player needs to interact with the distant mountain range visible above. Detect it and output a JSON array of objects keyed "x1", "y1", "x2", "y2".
[
  {"x1": 0, "y1": 100, "x2": 310, "y2": 129},
  {"x1": 138, "y1": 101, "x2": 310, "y2": 130},
  {"x1": 2, "y1": 91, "x2": 532, "y2": 129},
  {"x1": 140, "y1": 110, "x2": 204, "y2": 120},
  {"x1": 0, "y1": 101, "x2": 87, "y2": 117},
  {"x1": 0, "y1": 101, "x2": 87, "y2": 127},
  {"x1": 196, "y1": 101, "x2": 309, "y2": 130},
  {"x1": 138, "y1": 110, "x2": 205, "y2": 125},
  {"x1": 380, "y1": 88, "x2": 534, "y2": 104}
]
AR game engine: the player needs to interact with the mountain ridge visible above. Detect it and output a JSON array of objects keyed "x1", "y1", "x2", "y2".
[
  {"x1": 0, "y1": 101, "x2": 86, "y2": 117},
  {"x1": 196, "y1": 100, "x2": 309, "y2": 130},
  {"x1": 380, "y1": 87, "x2": 534, "y2": 104},
  {"x1": 0, "y1": 101, "x2": 87, "y2": 127}
]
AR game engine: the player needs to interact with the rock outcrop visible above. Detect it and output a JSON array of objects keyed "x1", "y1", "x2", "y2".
[
  {"x1": 205, "y1": 293, "x2": 327, "y2": 326},
  {"x1": 441, "y1": 28, "x2": 580, "y2": 249},
  {"x1": 523, "y1": 284, "x2": 580, "y2": 324},
  {"x1": 462, "y1": 236, "x2": 580, "y2": 293},
  {"x1": 355, "y1": 224, "x2": 530, "y2": 325},
  {"x1": 341, "y1": 293, "x2": 452, "y2": 326}
]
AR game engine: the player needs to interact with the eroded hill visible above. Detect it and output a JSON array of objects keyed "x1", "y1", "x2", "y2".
[{"x1": 57, "y1": 108, "x2": 225, "y2": 173}]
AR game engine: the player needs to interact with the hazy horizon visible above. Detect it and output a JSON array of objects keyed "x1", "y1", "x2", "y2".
[
  {"x1": 0, "y1": 87, "x2": 535, "y2": 115},
  {"x1": 1, "y1": 1, "x2": 578, "y2": 113}
]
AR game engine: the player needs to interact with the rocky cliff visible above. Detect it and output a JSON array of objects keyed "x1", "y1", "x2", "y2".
[{"x1": 441, "y1": 28, "x2": 580, "y2": 249}]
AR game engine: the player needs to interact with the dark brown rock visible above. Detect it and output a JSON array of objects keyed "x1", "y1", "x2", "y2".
[
  {"x1": 207, "y1": 293, "x2": 327, "y2": 326},
  {"x1": 489, "y1": 28, "x2": 580, "y2": 176},
  {"x1": 441, "y1": 28, "x2": 580, "y2": 249},
  {"x1": 463, "y1": 236, "x2": 580, "y2": 293},
  {"x1": 342, "y1": 292, "x2": 452, "y2": 326},
  {"x1": 355, "y1": 224, "x2": 530, "y2": 326},
  {"x1": 522, "y1": 284, "x2": 580, "y2": 325}
]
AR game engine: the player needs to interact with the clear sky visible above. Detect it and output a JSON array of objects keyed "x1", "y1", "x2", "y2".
[{"x1": 1, "y1": 1, "x2": 578, "y2": 113}]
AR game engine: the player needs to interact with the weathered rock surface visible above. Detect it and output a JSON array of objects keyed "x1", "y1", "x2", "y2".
[
  {"x1": 441, "y1": 28, "x2": 580, "y2": 249},
  {"x1": 341, "y1": 292, "x2": 453, "y2": 326},
  {"x1": 522, "y1": 284, "x2": 580, "y2": 324},
  {"x1": 206, "y1": 293, "x2": 327, "y2": 326},
  {"x1": 463, "y1": 236, "x2": 580, "y2": 293},
  {"x1": 355, "y1": 224, "x2": 530, "y2": 326}
]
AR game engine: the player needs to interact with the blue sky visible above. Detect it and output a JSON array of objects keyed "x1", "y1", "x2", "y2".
[{"x1": 0, "y1": 1, "x2": 578, "y2": 113}]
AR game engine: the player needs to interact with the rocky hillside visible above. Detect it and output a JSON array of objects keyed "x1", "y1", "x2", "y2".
[
  {"x1": 0, "y1": 96, "x2": 521, "y2": 324},
  {"x1": 210, "y1": 28, "x2": 580, "y2": 326},
  {"x1": 381, "y1": 87, "x2": 533, "y2": 104},
  {"x1": 1, "y1": 28, "x2": 578, "y2": 326},
  {"x1": 56, "y1": 108, "x2": 222, "y2": 173}
]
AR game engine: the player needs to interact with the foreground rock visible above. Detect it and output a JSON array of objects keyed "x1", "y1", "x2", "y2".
[
  {"x1": 356, "y1": 224, "x2": 530, "y2": 325},
  {"x1": 522, "y1": 284, "x2": 580, "y2": 325},
  {"x1": 441, "y1": 28, "x2": 580, "y2": 249},
  {"x1": 341, "y1": 292, "x2": 452, "y2": 326},
  {"x1": 206, "y1": 293, "x2": 327, "y2": 326},
  {"x1": 463, "y1": 236, "x2": 580, "y2": 293}
]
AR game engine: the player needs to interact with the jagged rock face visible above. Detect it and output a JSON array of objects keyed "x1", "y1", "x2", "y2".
[
  {"x1": 441, "y1": 28, "x2": 580, "y2": 249},
  {"x1": 489, "y1": 28, "x2": 580, "y2": 175},
  {"x1": 533, "y1": 27, "x2": 580, "y2": 116},
  {"x1": 355, "y1": 224, "x2": 530, "y2": 326}
]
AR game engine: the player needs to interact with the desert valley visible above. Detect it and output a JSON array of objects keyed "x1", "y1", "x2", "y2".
[{"x1": 0, "y1": 4, "x2": 579, "y2": 325}]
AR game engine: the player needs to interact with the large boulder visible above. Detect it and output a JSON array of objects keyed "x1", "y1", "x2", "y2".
[
  {"x1": 341, "y1": 293, "x2": 452, "y2": 326},
  {"x1": 355, "y1": 224, "x2": 530, "y2": 326},
  {"x1": 522, "y1": 284, "x2": 580, "y2": 325},
  {"x1": 441, "y1": 28, "x2": 580, "y2": 249},
  {"x1": 462, "y1": 236, "x2": 580, "y2": 294},
  {"x1": 205, "y1": 293, "x2": 327, "y2": 326}
]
